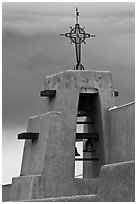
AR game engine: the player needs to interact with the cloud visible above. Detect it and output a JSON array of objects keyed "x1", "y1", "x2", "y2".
[
  {"x1": 3, "y1": 13, "x2": 69, "y2": 36},
  {"x1": 18, "y1": 52, "x2": 70, "y2": 71},
  {"x1": 2, "y1": 2, "x2": 135, "y2": 37},
  {"x1": 2, "y1": 2, "x2": 74, "y2": 36}
]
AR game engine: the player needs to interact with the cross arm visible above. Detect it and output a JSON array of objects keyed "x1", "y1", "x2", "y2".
[
  {"x1": 83, "y1": 33, "x2": 96, "y2": 38},
  {"x1": 60, "y1": 33, "x2": 71, "y2": 38}
]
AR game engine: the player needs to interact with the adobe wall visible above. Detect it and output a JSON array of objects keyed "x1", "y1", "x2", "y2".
[
  {"x1": 15, "y1": 160, "x2": 135, "y2": 202},
  {"x1": 2, "y1": 184, "x2": 11, "y2": 202},
  {"x1": 108, "y1": 102, "x2": 135, "y2": 163},
  {"x1": 96, "y1": 160, "x2": 135, "y2": 202}
]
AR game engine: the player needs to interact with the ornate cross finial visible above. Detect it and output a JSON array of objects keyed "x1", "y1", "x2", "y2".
[{"x1": 60, "y1": 8, "x2": 95, "y2": 70}]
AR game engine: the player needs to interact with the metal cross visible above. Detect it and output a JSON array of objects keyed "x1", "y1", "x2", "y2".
[{"x1": 60, "y1": 8, "x2": 95, "y2": 70}]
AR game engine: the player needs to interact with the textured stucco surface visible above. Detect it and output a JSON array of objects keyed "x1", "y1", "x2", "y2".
[
  {"x1": 13, "y1": 161, "x2": 134, "y2": 202},
  {"x1": 109, "y1": 102, "x2": 135, "y2": 163},
  {"x1": 3, "y1": 161, "x2": 135, "y2": 202},
  {"x1": 10, "y1": 175, "x2": 42, "y2": 201},
  {"x1": 2, "y1": 184, "x2": 11, "y2": 201},
  {"x1": 27, "y1": 194, "x2": 97, "y2": 202},
  {"x1": 96, "y1": 160, "x2": 135, "y2": 202},
  {"x1": 9, "y1": 111, "x2": 98, "y2": 201}
]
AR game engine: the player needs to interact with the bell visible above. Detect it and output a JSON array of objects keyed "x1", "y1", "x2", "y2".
[
  {"x1": 75, "y1": 147, "x2": 80, "y2": 156},
  {"x1": 83, "y1": 139, "x2": 96, "y2": 152}
]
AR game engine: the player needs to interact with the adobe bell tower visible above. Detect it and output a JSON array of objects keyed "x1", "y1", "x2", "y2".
[
  {"x1": 7, "y1": 9, "x2": 117, "y2": 201},
  {"x1": 8, "y1": 69, "x2": 115, "y2": 201}
]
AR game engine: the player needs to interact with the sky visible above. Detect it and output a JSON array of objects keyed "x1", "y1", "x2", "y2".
[{"x1": 2, "y1": 2, "x2": 135, "y2": 184}]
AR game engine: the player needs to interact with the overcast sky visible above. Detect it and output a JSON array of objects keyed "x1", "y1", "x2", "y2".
[{"x1": 2, "y1": 2, "x2": 135, "y2": 184}]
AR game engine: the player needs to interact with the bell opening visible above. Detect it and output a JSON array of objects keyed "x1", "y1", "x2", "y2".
[{"x1": 75, "y1": 91, "x2": 101, "y2": 179}]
